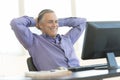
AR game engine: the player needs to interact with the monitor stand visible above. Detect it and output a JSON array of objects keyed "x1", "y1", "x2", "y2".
[
  {"x1": 106, "y1": 52, "x2": 119, "y2": 73},
  {"x1": 95, "y1": 52, "x2": 119, "y2": 73}
]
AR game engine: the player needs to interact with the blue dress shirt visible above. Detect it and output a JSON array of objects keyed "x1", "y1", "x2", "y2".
[{"x1": 10, "y1": 16, "x2": 86, "y2": 71}]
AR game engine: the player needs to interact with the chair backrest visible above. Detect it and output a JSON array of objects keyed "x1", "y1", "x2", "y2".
[{"x1": 27, "y1": 57, "x2": 38, "y2": 71}]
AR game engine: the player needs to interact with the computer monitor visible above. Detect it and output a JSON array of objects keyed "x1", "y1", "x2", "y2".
[{"x1": 81, "y1": 21, "x2": 120, "y2": 70}]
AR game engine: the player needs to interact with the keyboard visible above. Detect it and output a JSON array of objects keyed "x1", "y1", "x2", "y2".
[{"x1": 68, "y1": 63, "x2": 108, "y2": 72}]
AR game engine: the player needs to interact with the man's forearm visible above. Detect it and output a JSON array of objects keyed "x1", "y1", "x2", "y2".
[
  {"x1": 10, "y1": 16, "x2": 35, "y2": 49},
  {"x1": 58, "y1": 17, "x2": 86, "y2": 27}
]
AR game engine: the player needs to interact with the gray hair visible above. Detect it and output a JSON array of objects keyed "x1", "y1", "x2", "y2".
[{"x1": 37, "y1": 9, "x2": 54, "y2": 23}]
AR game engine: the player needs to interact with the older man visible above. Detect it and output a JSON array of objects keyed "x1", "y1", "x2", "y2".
[{"x1": 10, "y1": 9, "x2": 86, "y2": 71}]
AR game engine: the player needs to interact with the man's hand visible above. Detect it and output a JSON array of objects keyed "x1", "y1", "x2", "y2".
[{"x1": 35, "y1": 18, "x2": 39, "y2": 29}]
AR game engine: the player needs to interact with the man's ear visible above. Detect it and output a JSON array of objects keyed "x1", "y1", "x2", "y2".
[{"x1": 36, "y1": 23, "x2": 42, "y2": 30}]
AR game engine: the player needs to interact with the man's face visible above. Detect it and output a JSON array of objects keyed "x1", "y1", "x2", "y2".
[{"x1": 38, "y1": 12, "x2": 58, "y2": 38}]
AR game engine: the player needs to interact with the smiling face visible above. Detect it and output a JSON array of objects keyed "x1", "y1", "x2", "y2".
[{"x1": 38, "y1": 12, "x2": 58, "y2": 38}]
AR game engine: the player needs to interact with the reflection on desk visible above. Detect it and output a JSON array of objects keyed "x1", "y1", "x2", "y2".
[{"x1": 60, "y1": 69, "x2": 120, "y2": 80}]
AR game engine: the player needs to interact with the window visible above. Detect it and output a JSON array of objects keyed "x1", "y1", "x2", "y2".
[
  {"x1": 0, "y1": 0, "x2": 24, "y2": 55},
  {"x1": 24, "y1": 0, "x2": 71, "y2": 18},
  {"x1": 76, "y1": 0, "x2": 120, "y2": 21}
]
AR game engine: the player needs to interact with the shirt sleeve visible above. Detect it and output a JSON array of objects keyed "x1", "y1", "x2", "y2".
[
  {"x1": 58, "y1": 17, "x2": 86, "y2": 44},
  {"x1": 10, "y1": 16, "x2": 36, "y2": 49}
]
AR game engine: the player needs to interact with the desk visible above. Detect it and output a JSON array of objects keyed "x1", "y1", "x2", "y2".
[{"x1": 0, "y1": 69, "x2": 120, "y2": 80}]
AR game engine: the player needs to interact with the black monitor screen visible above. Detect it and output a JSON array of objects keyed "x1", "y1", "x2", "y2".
[{"x1": 82, "y1": 21, "x2": 120, "y2": 60}]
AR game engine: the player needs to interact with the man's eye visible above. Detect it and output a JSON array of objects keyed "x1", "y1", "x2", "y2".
[{"x1": 55, "y1": 21, "x2": 58, "y2": 23}]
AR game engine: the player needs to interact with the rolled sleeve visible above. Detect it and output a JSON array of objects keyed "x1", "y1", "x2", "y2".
[{"x1": 10, "y1": 16, "x2": 36, "y2": 49}]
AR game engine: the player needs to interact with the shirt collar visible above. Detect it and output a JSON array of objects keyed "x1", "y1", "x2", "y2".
[{"x1": 41, "y1": 34, "x2": 61, "y2": 43}]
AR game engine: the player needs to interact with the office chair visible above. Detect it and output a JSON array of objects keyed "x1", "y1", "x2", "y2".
[{"x1": 27, "y1": 57, "x2": 38, "y2": 71}]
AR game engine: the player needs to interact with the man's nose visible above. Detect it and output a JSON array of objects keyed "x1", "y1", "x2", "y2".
[{"x1": 52, "y1": 22, "x2": 58, "y2": 27}]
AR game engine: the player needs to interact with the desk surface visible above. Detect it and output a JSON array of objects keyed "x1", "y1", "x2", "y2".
[
  {"x1": 0, "y1": 69, "x2": 120, "y2": 80},
  {"x1": 60, "y1": 69, "x2": 120, "y2": 80}
]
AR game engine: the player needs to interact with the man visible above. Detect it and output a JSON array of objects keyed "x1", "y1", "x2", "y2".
[{"x1": 10, "y1": 9, "x2": 86, "y2": 71}]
